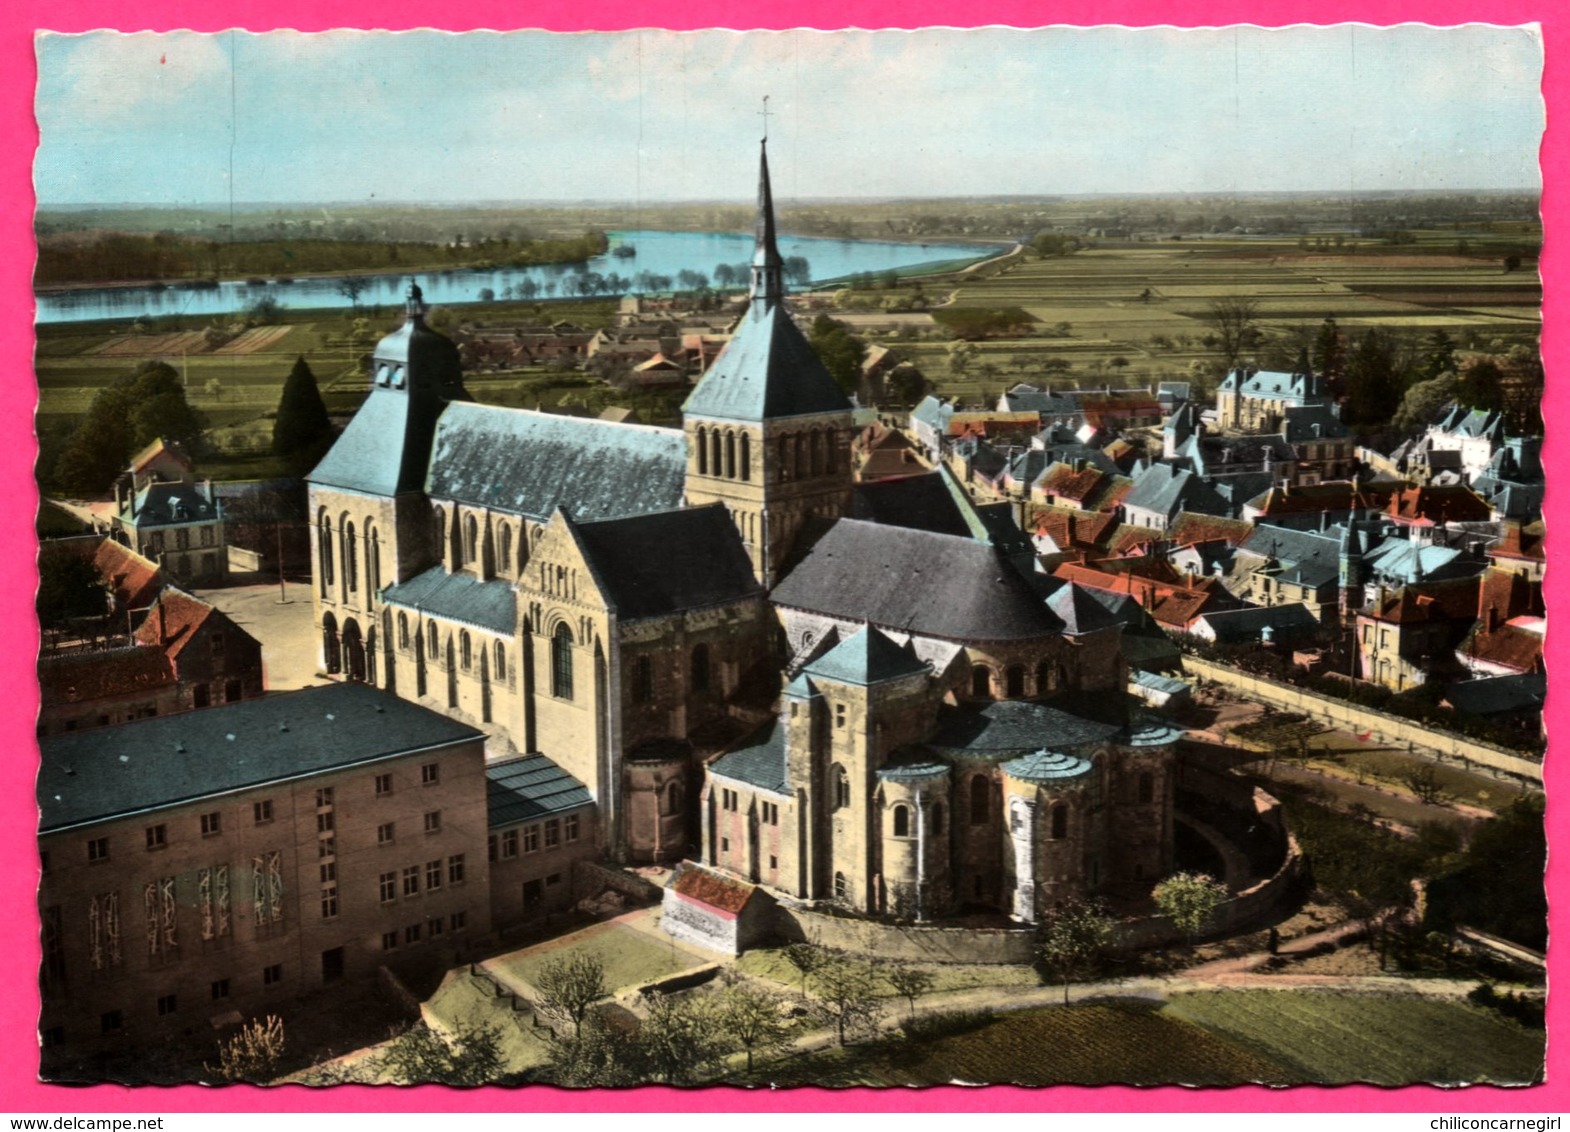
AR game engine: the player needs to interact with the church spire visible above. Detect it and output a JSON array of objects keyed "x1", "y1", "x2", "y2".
[{"x1": 750, "y1": 139, "x2": 786, "y2": 311}]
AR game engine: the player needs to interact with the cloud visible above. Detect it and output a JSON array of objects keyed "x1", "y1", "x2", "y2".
[{"x1": 38, "y1": 31, "x2": 232, "y2": 127}]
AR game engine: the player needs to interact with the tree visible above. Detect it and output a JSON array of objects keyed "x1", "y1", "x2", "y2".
[
  {"x1": 946, "y1": 339, "x2": 978, "y2": 379},
  {"x1": 205, "y1": 1015, "x2": 285, "y2": 1083},
  {"x1": 782, "y1": 941, "x2": 827, "y2": 997},
  {"x1": 717, "y1": 983, "x2": 793, "y2": 1075},
  {"x1": 271, "y1": 356, "x2": 334, "y2": 460},
  {"x1": 1422, "y1": 330, "x2": 1459, "y2": 383},
  {"x1": 247, "y1": 295, "x2": 284, "y2": 324},
  {"x1": 1455, "y1": 358, "x2": 1505, "y2": 415},
  {"x1": 378, "y1": 1020, "x2": 506, "y2": 1086},
  {"x1": 1313, "y1": 317, "x2": 1347, "y2": 384},
  {"x1": 1345, "y1": 328, "x2": 1409, "y2": 427},
  {"x1": 546, "y1": 1010, "x2": 645, "y2": 1087},
  {"x1": 637, "y1": 990, "x2": 727, "y2": 1085},
  {"x1": 885, "y1": 964, "x2": 936, "y2": 1019},
  {"x1": 1403, "y1": 764, "x2": 1447, "y2": 806},
  {"x1": 1204, "y1": 296, "x2": 1262, "y2": 369},
  {"x1": 1036, "y1": 899, "x2": 1116, "y2": 1004},
  {"x1": 882, "y1": 364, "x2": 929, "y2": 407},
  {"x1": 1392, "y1": 372, "x2": 1459, "y2": 433},
  {"x1": 808, "y1": 315, "x2": 867, "y2": 395},
  {"x1": 783, "y1": 255, "x2": 812, "y2": 286},
  {"x1": 1153, "y1": 872, "x2": 1228, "y2": 945},
  {"x1": 812, "y1": 954, "x2": 883, "y2": 1046},
  {"x1": 53, "y1": 360, "x2": 204, "y2": 494},
  {"x1": 534, "y1": 952, "x2": 607, "y2": 1038},
  {"x1": 37, "y1": 555, "x2": 109, "y2": 630},
  {"x1": 336, "y1": 275, "x2": 372, "y2": 310}
]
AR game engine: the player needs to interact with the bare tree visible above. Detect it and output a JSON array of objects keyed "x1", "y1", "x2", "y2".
[
  {"x1": 812, "y1": 955, "x2": 884, "y2": 1046},
  {"x1": 782, "y1": 941, "x2": 827, "y2": 997},
  {"x1": 885, "y1": 964, "x2": 936, "y2": 1019},
  {"x1": 1205, "y1": 296, "x2": 1262, "y2": 369},
  {"x1": 336, "y1": 274, "x2": 372, "y2": 311},
  {"x1": 717, "y1": 983, "x2": 794, "y2": 1075},
  {"x1": 534, "y1": 952, "x2": 607, "y2": 1038},
  {"x1": 1404, "y1": 764, "x2": 1448, "y2": 806},
  {"x1": 1036, "y1": 900, "x2": 1116, "y2": 1004},
  {"x1": 205, "y1": 1015, "x2": 285, "y2": 1083}
]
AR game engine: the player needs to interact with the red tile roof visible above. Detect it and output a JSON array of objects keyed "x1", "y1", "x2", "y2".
[
  {"x1": 1361, "y1": 576, "x2": 1481, "y2": 625},
  {"x1": 1460, "y1": 625, "x2": 1544, "y2": 674},
  {"x1": 92, "y1": 539, "x2": 163, "y2": 612},
  {"x1": 1249, "y1": 480, "x2": 1392, "y2": 516},
  {"x1": 1030, "y1": 508, "x2": 1118, "y2": 552},
  {"x1": 38, "y1": 647, "x2": 175, "y2": 705},
  {"x1": 128, "y1": 438, "x2": 192, "y2": 475},
  {"x1": 1169, "y1": 512, "x2": 1255, "y2": 548},
  {"x1": 1385, "y1": 484, "x2": 1492, "y2": 526},
  {"x1": 672, "y1": 867, "x2": 756, "y2": 915},
  {"x1": 134, "y1": 588, "x2": 217, "y2": 660},
  {"x1": 1052, "y1": 560, "x2": 1228, "y2": 629},
  {"x1": 1490, "y1": 519, "x2": 1546, "y2": 563}
]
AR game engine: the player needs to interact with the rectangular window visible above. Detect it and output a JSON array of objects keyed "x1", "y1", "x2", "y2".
[
  {"x1": 145, "y1": 824, "x2": 168, "y2": 851},
  {"x1": 769, "y1": 855, "x2": 778, "y2": 870},
  {"x1": 379, "y1": 872, "x2": 397, "y2": 903},
  {"x1": 450, "y1": 911, "x2": 467, "y2": 932},
  {"x1": 200, "y1": 812, "x2": 221, "y2": 837},
  {"x1": 424, "y1": 811, "x2": 442, "y2": 835},
  {"x1": 254, "y1": 800, "x2": 274, "y2": 825},
  {"x1": 378, "y1": 822, "x2": 395, "y2": 846},
  {"x1": 503, "y1": 829, "x2": 520, "y2": 857},
  {"x1": 546, "y1": 873, "x2": 562, "y2": 887},
  {"x1": 426, "y1": 860, "x2": 443, "y2": 891},
  {"x1": 448, "y1": 854, "x2": 465, "y2": 885},
  {"x1": 404, "y1": 924, "x2": 421, "y2": 945},
  {"x1": 319, "y1": 835, "x2": 336, "y2": 859},
  {"x1": 315, "y1": 787, "x2": 334, "y2": 809},
  {"x1": 320, "y1": 885, "x2": 338, "y2": 920},
  {"x1": 263, "y1": 963, "x2": 282, "y2": 987},
  {"x1": 87, "y1": 837, "x2": 109, "y2": 863},
  {"x1": 381, "y1": 931, "x2": 398, "y2": 951},
  {"x1": 565, "y1": 814, "x2": 580, "y2": 842},
  {"x1": 320, "y1": 861, "x2": 336, "y2": 884},
  {"x1": 316, "y1": 811, "x2": 335, "y2": 834},
  {"x1": 101, "y1": 1011, "x2": 122, "y2": 1035},
  {"x1": 762, "y1": 801, "x2": 779, "y2": 825},
  {"x1": 721, "y1": 837, "x2": 730, "y2": 852},
  {"x1": 488, "y1": 835, "x2": 498, "y2": 862},
  {"x1": 421, "y1": 763, "x2": 439, "y2": 786},
  {"x1": 428, "y1": 917, "x2": 445, "y2": 938},
  {"x1": 402, "y1": 866, "x2": 420, "y2": 897},
  {"x1": 211, "y1": 979, "x2": 230, "y2": 1000},
  {"x1": 375, "y1": 773, "x2": 393, "y2": 797},
  {"x1": 522, "y1": 826, "x2": 539, "y2": 854},
  {"x1": 157, "y1": 993, "x2": 178, "y2": 1017},
  {"x1": 544, "y1": 818, "x2": 560, "y2": 849}
]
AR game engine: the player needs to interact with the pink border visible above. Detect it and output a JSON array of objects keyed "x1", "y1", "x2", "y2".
[{"x1": 5, "y1": 0, "x2": 1562, "y2": 1113}]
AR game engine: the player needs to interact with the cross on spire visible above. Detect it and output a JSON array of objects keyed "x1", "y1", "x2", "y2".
[{"x1": 758, "y1": 95, "x2": 772, "y2": 143}]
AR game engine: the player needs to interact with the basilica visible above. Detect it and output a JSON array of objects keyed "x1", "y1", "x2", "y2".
[{"x1": 305, "y1": 144, "x2": 1179, "y2": 932}]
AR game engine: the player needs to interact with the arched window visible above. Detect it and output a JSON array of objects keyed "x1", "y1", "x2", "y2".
[
  {"x1": 724, "y1": 431, "x2": 737, "y2": 479},
  {"x1": 892, "y1": 804, "x2": 910, "y2": 838},
  {"x1": 696, "y1": 427, "x2": 708, "y2": 475},
  {"x1": 634, "y1": 656, "x2": 654, "y2": 703},
  {"x1": 460, "y1": 630, "x2": 472, "y2": 670},
  {"x1": 465, "y1": 515, "x2": 479, "y2": 566},
  {"x1": 710, "y1": 431, "x2": 722, "y2": 479},
  {"x1": 317, "y1": 512, "x2": 334, "y2": 592},
  {"x1": 1138, "y1": 772, "x2": 1154, "y2": 804},
  {"x1": 1050, "y1": 804, "x2": 1068, "y2": 840},
  {"x1": 551, "y1": 624, "x2": 574, "y2": 699},
  {"x1": 1006, "y1": 665, "x2": 1026, "y2": 698},
  {"x1": 932, "y1": 802, "x2": 945, "y2": 837},
  {"x1": 427, "y1": 621, "x2": 438, "y2": 658},
  {"x1": 971, "y1": 666, "x2": 992, "y2": 699},
  {"x1": 811, "y1": 430, "x2": 825, "y2": 476},
  {"x1": 499, "y1": 525, "x2": 513, "y2": 574},
  {"x1": 366, "y1": 527, "x2": 381, "y2": 603},
  {"x1": 344, "y1": 521, "x2": 358, "y2": 593},
  {"x1": 970, "y1": 775, "x2": 990, "y2": 824},
  {"x1": 662, "y1": 780, "x2": 683, "y2": 817},
  {"x1": 833, "y1": 766, "x2": 850, "y2": 810},
  {"x1": 1036, "y1": 660, "x2": 1053, "y2": 695},
  {"x1": 691, "y1": 644, "x2": 711, "y2": 693},
  {"x1": 432, "y1": 507, "x2": 445, "y2": 553},
  {"x1": 495, "y1": 641, "x2": 506, "y2": 682},
  {"x1": 778, "y1": 435, "x2": 791, "y2": 481},
  {"x1": 740, "y1": 433, "x2": 751, "y2": 481},
  {"x1": 398, "y1": 612, "x2": 409, "y2": 649}
]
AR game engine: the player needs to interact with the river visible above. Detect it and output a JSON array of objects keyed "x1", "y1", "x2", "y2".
[{"x1": 34, "y1": 229, "x2": 1005, "y2": 326}]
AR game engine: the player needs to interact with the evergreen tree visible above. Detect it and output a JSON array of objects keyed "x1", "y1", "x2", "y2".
[
  {"x1": 1312, "y1": 317, "x2": 1346, "y2": 385},
  {"x1": 271, "y1": 356, "x2": 334, "y2": 458},
  {"x1": 1344, "y1": 329, "x2": 1408, "y2": 427}
]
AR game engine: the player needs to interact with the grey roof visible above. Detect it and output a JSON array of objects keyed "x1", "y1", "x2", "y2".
[
  {"x1": 1132, "y1": 670, "x2": 1191, "y2": 695},
  {"x1": 128, "y1": 482, "x2": 219, "y2": 528},
  {"x1": 569, "y1": 505, "x2": 762, "y2": 620},
  {"x1": 710, "y1": 720, "x2": 790, "y2": 794},
  {"x1": 772, "y1": 519, "x2": 1064, "y2": 642},
  {"x1": 1121, "y1": 715, "x2": 1187, "y2": 747},
  {"x1": 682, "y1": 303, "x2": 852, "y2": 422},
  {"x1": 1195, "y1": 602, "x2": 1320, "y2": 643},
  {"x1": 1122, "y1": 463, "x2": 1224, "y2": 518},
  {"x1": 1001, "y1": 749, "x2": 1094, "y2": 784},
  {"x1": 1241, "y1": 523, "x2": 1344, "y2": 589},
  {"x1": 910, "y1": 395, "x2": 954, "y2": 431},
  {"x1": 803, "y1": 625, "x2": 930, "y2": 687},
  {"x1": 1220, "y1": 367, "x2": 1325, "y2": 406},
  {"x1": 851, "y1": 472, "x2": 982, "y2": 540},
  {"x1": 39, "y1": 684, "x2": 483, "y2": 833},
  {"x1": 487, "y1": 753, "x2": 593, "y2": 828},
  {"x1": 426, "y1": 403, "x2": 686, "y2": 522},
  {"x1": 1281, "y1": 402, "x2": 1350, "y2": 443},
  {"x1": 1444, "y1": 673, "x2": 1547, "y2": 716},
  {"x1": 382, "y1": 566, "x2": 518, "y2": 634},
  {"x1": 1035, "y1": 442, "x2": 1119, "y2": 476},
  {"x1": 1000, "y1": 387, "x2": 1084, "y2": 417},
  {"x1": 930, "y1": 700, "x2": 1121, "y2": 756},
  {"x1": 1047, "y1": 581, "x2": 1123, "y2": 635},
  {"x1": 875, "y1": 755, "x2": 951, "y2": 783}
]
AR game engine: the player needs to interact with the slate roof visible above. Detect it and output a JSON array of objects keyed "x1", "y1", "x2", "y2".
[
  {"x1": 710, "y1": 720, "x2": 790, "y2": 794},
  {"x1": 1363, "y1": 537, "x2": 1472, "y2": 586},
  {"x1": 803, "y1": 626, "x2": 930, "y2": 686},
  {"x1": 682, "y1": 303, "x2": 851, "y2": 422},
  {"x1": 1444, "y1": 673, "x2": 1547, "y2": 716},
  {"x1": 427, "y1": 404, "x2": 687, "y2": 522},
  {"x1": 1220, "y1": 367, "x2": 1325, "y2": 405},
  {"x1": 772, "y1": 520, "x2": 1064, "y2": 641},
  {"x1": 1122, "y1": 463, "x2": 1225, "y2": 519},
  {"x1": 570, "y1": 505, "x2": 762, "y2": 621},
  {"x1": 851, "y1": 471, "x2": 983, "y2": 540},
  {"x1": 1281, "y1": 402, "x2": 1350, "y2": 442},
  {"x1": 309, "y1": 386, "x2": 445, "y2": 497},
  {"x1": 930, "y1": 700, "x2": 1121, "y2": 755},
  {"x1": 129, "y1": 483, "x2": 219, "y2": 528},
  {"x1": 1047, "y1": 582, "x2": 1123, "y2": 635},
  {"x1": 999, "y1": 387, "x2": 1084, "y2": 417},
  {"x1": 487, "y1": 753, "x2": 593, "y2": 828},
  {"x1": 1000, "y1": 749, "x2": 1094, "y2": 784},
  {"x1": 38, "y1": 683, "x2": 483, "y2": 833},
  {"x1": 875, "y1": 754, "x2": 951, "y2": 782},
  {"x1": 1195, "y1": 603, "x2": 1321, "y2": 643},
  {"x1": 382, "y1": 566, "x2": 518, "y2": 634}
]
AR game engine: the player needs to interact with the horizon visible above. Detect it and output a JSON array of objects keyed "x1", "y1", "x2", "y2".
[{"x1": 35, "y1": 26, "x2": 1544, "y2": 208}]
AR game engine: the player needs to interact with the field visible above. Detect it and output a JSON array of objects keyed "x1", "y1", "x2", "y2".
[
  {"x1": 772, "y1": 991, "x2": 1544, "y2": 1087},
  {"x1": 480, "y1": 918, "x2": 706, "y2": 996},
  {"x1": 1166, "y1": 990, "x2": 1545, "y2": 1085}
]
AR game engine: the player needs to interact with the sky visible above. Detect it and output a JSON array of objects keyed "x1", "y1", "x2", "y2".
[{"x1": 33, "y1": 25, "x2": 1545, "y2": 206}]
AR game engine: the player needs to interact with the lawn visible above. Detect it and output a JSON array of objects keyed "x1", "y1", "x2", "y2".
[
  {"x1": 483, "y1": 918, "x2": 705, "y2": 996},
  {"x1": 735, "y1": 946, "x2": 1039, "y2": 1000},
  {"x1": 420, "y1": 970, "x2": 554, "y2": 1075},
  {"x1": 1167, "y1": 990, "x2": 1544, "y2": 1085}
]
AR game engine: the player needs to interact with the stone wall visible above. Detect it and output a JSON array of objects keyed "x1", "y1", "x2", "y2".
[
  {"x1": 770, "y1": 903, "x2": 1037, "y2": 964},
  {"x1": 1183, "y1": 656, "x2": 1542, "y2": 784}
]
